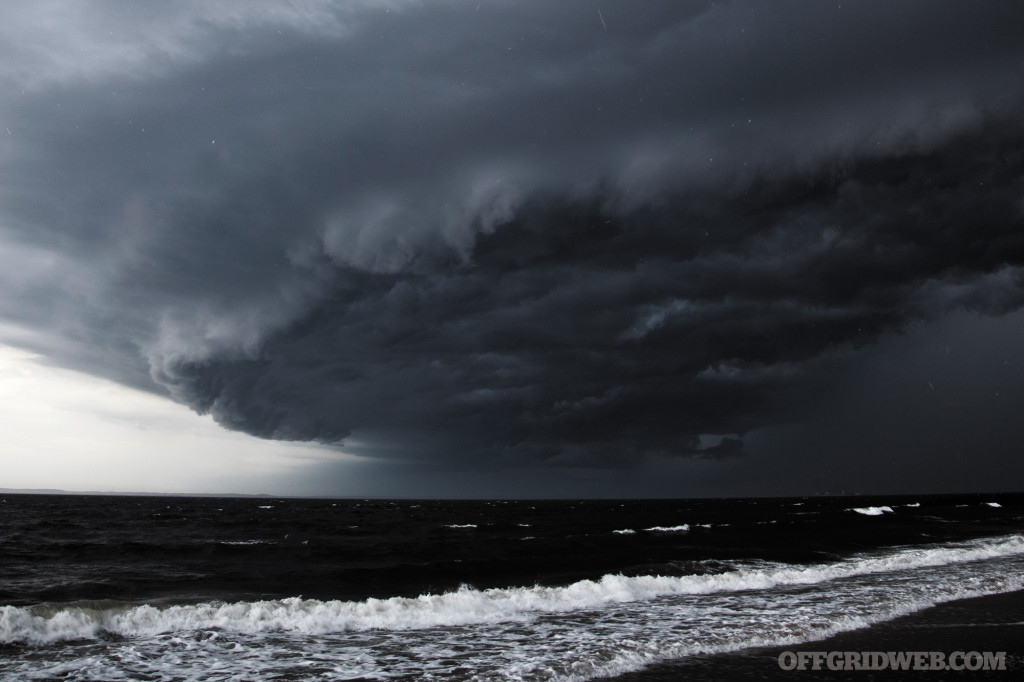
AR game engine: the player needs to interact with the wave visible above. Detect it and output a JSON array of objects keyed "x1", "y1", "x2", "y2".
[
  {"x1": 4, "y1": 533, "x2": 1023, "y2": 645},
  {"x1": 986, "y1": 502, "x2": 1003, "y2": 508},
  {"x1": 644, "y1": 524, "x2": 690, "y2": 532},
  {"x1": 850, "y1": 506, "x2": 894, "y2": 516},
  {"x1": 446, "y1": 524, "x2": 477, "y2": 529}
]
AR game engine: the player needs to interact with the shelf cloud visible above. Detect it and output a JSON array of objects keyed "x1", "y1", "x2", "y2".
[{"x1": 2, "y1": 0, "x2": 1023, "y2": 484}]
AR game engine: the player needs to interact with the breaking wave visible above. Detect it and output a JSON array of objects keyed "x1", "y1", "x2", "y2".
[
  {"x1": 644, "y1": 524, "x2": 690, "y2": 532},
  {"x1": 4, "y1": 533, "x2": 1023, "y2": 645},
  {"x1": 850, "y1": 506, "x2": 894, "y2": 516}
]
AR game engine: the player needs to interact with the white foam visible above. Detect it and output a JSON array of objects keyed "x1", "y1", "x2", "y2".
[
  {"x1": 905, "y1": 502, "x2": 921, "y2": 507},
  {"x1": 850, "y1": 506, "x2": 894, "y2": 516},
  {"x1": 986, "y1": 502, "x2": 1003, "y2": 508},
  {"x1": 5, "y1": 533, "x2": 1023, "y2": 645},
  {"x1": 553, "y1": 585, "x2": 1018, "y2": 682},
  {"x1": 446, "y1": 524, "x2": 477, "y2": 529},
  {"x1": 612, "y1": 529, "x2": 636, "y2": 535},
  {"x1": 644, "y1": 524, "x2": 690, "y2": 532}
]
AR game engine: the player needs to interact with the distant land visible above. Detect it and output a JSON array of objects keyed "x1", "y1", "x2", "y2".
[
  {"x1": 0, "y1": 488, "x2": 274, "y2": 498},
  {"x1": 1, "y1": 488, "x2": 1019, "y2": 502}
]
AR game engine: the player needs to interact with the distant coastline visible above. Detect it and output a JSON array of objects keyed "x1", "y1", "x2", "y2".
[
  {"x1": 2, "y1": 488, "x2": 1021, "y2": 501},
  {"x1": 0, "y1": 487, "x2": 274, "y2": 498}
]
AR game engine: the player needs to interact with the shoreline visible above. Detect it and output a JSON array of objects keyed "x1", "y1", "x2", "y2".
[{"x1": 606, "y1": 589, "x2": 1024, "y2": 680}]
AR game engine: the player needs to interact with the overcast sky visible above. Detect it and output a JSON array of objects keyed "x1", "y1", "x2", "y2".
[{"x1": 2, "y1": 0, "x2": 1023, "y2": 498}]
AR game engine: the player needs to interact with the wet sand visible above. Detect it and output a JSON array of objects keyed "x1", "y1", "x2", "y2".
[{"x1": 607, "y1": 590, "x2": 1024, "y2": 680}]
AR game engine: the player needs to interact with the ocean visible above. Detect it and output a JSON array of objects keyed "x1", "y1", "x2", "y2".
[{"x1": 1, "y1": 492, "x2": 1022, "y2": 680}]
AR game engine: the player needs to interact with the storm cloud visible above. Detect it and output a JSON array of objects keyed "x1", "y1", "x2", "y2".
[{"x1": 2, "y1": 0, "x2": 1023, "y2": 479}]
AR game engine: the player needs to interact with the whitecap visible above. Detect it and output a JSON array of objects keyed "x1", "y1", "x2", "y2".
[
  {"x1": 850, "y1": 506, "x2": 893, "y2": 516},
  {"x1": 643, "y1": 524, "x2": 690, "y2": 533}
]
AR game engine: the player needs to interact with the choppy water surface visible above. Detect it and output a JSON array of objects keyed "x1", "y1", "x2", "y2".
[{"x1": 2, "y1": 493, "x2": 1022, "y2": 680}]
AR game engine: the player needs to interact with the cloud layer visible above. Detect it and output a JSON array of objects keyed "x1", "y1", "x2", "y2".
[{"x1": 2, "y1": 0, "x2": 1023, "y2": 474}]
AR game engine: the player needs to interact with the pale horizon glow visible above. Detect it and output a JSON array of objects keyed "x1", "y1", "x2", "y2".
[{"x1": 0, "y1": 343, "x2": 356, "y2": 495}]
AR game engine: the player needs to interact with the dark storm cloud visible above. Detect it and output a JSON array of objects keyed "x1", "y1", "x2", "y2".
[{"x1": 1, "y1": 0, "x2": 1023, "y2": 473}]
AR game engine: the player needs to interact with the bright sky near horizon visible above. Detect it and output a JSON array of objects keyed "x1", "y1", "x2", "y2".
[{"x1": 0, "y1": 344, "x2": 353, "y2": 495}]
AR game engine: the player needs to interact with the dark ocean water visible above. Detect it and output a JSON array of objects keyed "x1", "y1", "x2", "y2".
[{"x1": 2, "y1": 492, "x2": 1023, "y2": 680}]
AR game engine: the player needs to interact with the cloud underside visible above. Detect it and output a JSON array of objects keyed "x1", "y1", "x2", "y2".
[
  {"x1": 1, "y1": 0, "x2": 1023, "y2": 469},
  {"x1": 166, "y1": 122, "x2": 1024, "y2": 465}
]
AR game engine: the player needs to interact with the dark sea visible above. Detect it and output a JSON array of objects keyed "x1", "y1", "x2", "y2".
[{"x1": 2, "y1": 492, "x2": 1023, "y2": 680}]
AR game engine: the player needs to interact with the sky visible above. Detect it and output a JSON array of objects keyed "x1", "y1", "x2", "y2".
[{"x1": 1, "y1": 0, "x2": 1023, "y2": 498}]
